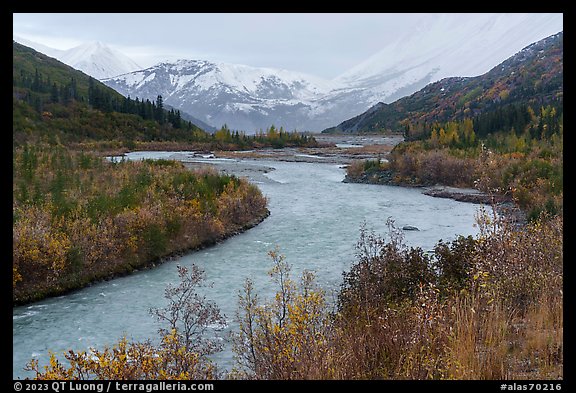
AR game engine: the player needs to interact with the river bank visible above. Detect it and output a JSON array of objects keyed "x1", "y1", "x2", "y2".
[
  {"x1": 178, "y1": 133, "x2": 527, "y2": 227},
  {"x1": 112, "y1": 133, "x2": 531, "y2": 227},
  {"x1": 14, "y1": 154, "x2": 485, "y2": 380},
  {"x1": 14, "y1": 207, "x2": 270, "y2": 307},
  {"x1": 12, "y1": 149, "x2": 270, "y2": 306},
  {"x1": 342, "y1": 167, "x2": 526, "y2": 226},
  {"x1": 124, "y1": 134, "x2": 521, "y2": 215}
]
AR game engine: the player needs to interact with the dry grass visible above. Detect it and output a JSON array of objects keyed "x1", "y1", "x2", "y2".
[
  {"x1": 344, "y1": 144, "x2": 395, "y2": 156},
  {"x1": 325, "y1": 214, "x2": 563, "y2": 380},
  {"x1": 443, "y1": 293, "x2": 511, "y2": 379},
  {"x1": 507, "y1": 289, "x2": 563, "y2": 379}
]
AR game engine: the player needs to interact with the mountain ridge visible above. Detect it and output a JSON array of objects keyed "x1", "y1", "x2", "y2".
[
  {"x1": 322, "y1": 31, "x2": 563, "y2": 134},
  {"x1": 101, "y1": 14, "x2": 562, "y2": 132},
  {"x1": 15, "y1": 14, "x2": 563, "y2": 133},
  {"x1": 12, "y1": 41, "x2": 207, "y2": 145},
  {"x1": 102, "y1": 59, "x2": 339, "y2": 132},
  {"x1": 12, "y1": 37, "x2": 142, "y2": 80}
]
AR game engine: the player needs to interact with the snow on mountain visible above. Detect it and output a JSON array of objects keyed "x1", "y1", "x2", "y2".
[
  {"x1": 12, "y1": 36, "x2": 142, "y2": 80},
  {"x1": 102, "y1": 14, "x2": 562, "y2": 133},
  {"x1": 103, "y1": 59, "x2": 341, "y2": 132},
  {"x1": 12, "y1": 35, "x2": 64, "y2": 59},
  {"x1": 111, "y1": 59, "x2": 337, "y2": 100},
  {"x1": 58, "y1": 41, "x2": 142, "y2": 80},
  {"x1": 334, "y1": 13, "x2": 564, "y2": 106}
]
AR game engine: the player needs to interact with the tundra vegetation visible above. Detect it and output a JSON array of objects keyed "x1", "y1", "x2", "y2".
[{"x1": 15, "y1": 39, "x2": 562, "y2": 381}]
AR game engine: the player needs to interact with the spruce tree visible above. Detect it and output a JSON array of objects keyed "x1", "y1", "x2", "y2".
[{"x1": 155, "y1": 95, "x2": 165, "y2": 124}]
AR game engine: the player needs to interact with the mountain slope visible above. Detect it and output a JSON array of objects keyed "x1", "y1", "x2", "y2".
[
  {"x1": 335, "y1": 14, "x2": 563, "y2": 96},
  {"x1": 12, "y1": 36, "x2": 142, "y2": 80},
  {"x1": 13, "y1": 41, "x2": 206, "y2": 145},
  {"x1": 323, "y1": 32, "x2": 563, "y2": 134},
  {"x1": 12, "y1": 35, "x2": 64, "y2": 59},
  {"x1": 103, "y1": 59, "x2": 339, "y2": 132},
  {"x1": 102, "y1": 13, "x2": 562, "y2": 133},
  {"x1": 164, "y1": 103, "x2": 216, "y2": 133},
  {"x1": 59, "y1": 41, "x2": 142, "y2": 80}
]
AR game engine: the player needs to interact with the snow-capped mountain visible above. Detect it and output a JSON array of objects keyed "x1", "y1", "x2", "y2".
[
  {"x1": 332, "y1": 13, "x2": 564, "y2": 106},
  {"x1": 58, "y1": 41, "x2": 142, "y2": 80},
  {"x1": 324, "y1": 31, "x2": 563, "y2": 133},
  {"x1": 12, "y1": 36, "x2": 142, "y2": 80},
  {"x1": 103, "y1": 60, "x2": 341, "y2": 132},
  {"x1": 102, "y1": 13, "x2": 562, "y2": 132},
  {"x1": 12, "y1": 35, "x2": 63, "y2": 59}
]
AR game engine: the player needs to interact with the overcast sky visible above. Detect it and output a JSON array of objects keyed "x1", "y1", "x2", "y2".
[{"x1": 12, "y1": 13, "x2": 563, "y2": 79}]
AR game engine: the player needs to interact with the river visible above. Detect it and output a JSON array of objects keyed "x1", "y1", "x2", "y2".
[{"x1": 13, "y1": 155, "x2": 484, "y2": 379}]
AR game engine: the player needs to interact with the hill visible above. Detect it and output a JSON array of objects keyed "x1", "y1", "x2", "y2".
[
  {"x1": 13, "y1": 41, "x2": 207, "y2": 147},
  {"x1": 102, "y1": 14, "x2": 562, "y2": 133},
  {"x1": 13, "y1": 36, "x2": 142, "y2": 80},
  {"x1": 323, "y1": 32, "x2": 563, "y2": 134}
]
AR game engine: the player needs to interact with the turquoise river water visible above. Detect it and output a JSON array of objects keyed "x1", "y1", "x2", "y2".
[{"x1": 13, "y1": 154, "x2": 484, "y2": 379}]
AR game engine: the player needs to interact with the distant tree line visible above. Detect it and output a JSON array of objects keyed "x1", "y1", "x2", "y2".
[
  {"x1": 213, "y1": 124, "x2": 318, "y2": 149},
  {"x1": 404, "y1": 102, "x2": 563, "y2": 145},
  {"x1": 14, "y1": 66, "x2": 318, "y2": 149}
]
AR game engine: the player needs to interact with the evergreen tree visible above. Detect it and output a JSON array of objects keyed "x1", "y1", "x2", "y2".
[
  {"x1": 32, "y1": 69, "x2": 41, "y2": 92},
  {"x1": 155, "y1": 95, "x2": 165, "y2": 124},
  {"x1": 50, "y1": 83, "x2": 60, "y2": 104}
]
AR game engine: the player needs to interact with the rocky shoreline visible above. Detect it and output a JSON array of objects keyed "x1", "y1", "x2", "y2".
[
  {"x1": 421, "y1": 186, "x2": 509, "y2": 205},
  {"x1": 343, "y1": 169, "x2": 504, "y2": 204},
  {"x1": 343, "y1": 171, "x2": 526, "y2": 226}
]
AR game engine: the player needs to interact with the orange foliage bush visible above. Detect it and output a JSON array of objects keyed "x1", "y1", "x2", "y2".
[{"x1": 13, "y1": 144, "x2": 268, "y2": 304}]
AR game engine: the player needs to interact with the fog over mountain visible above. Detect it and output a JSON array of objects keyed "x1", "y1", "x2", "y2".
[
  {"x1": 103, "y1": 14, "x2": 563, "y2": 132},
  {"x1": 324, "y1": 31, "x2": 563, "y2": 133},
  {"x1": 15, "y1": 14, "x2": 563, "y2": 132},
  {"x1": 13, "y1": 36, "x2": 142, "y2": 80}
]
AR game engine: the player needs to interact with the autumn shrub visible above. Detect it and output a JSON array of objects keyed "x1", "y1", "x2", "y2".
[
  {"x1": 345, "y1": 158, "x2": 390, "y2": 181},
  {"x1": 345, "y1": 160, "x2": 366, "y2": 179},
  {"x1": 26, "y1": 208, "x2": 562, "y2": 379},
  {"x1": 231, "y1": 248, "x2": 331, "y2": 379},
  {"x1": 433, "y1": 235, "x2": 478, "y2": 296},
  {"x1": 12, "y1": 205, "x2": 72, "y2": 290},
  {"x1": 338, "y1": 220, "x2": 436, "y2": 315},
  {"x1": 353, "y1": 126, "x2": 562, "y2": 221},
  {"x1": 149, "y1": 265, "x2": 226, "y2": 360},
  {"x1": 27, "y1": 265, "x2": 224, "y2": 380},
  {"x1": 332, "y1": 211, "x2": 562, "y2": 379},
  {"x1": 13, "y1": 144, "x2": 269, "y2": 304},
  {"x1": 333, "y1": 221, "x2": 463, "y2": 379},
  {"x1": 410, "y1": 150, "x2": 478, "y2": 187},
  {"x1": 473, "y1": 208, "x2": 563, "y2": 313},
  {"x1": 363, "y1": 158, "x2": 387, "y2": 172}
]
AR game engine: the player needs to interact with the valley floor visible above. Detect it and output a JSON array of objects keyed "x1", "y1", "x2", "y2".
[{"x1": 174, "y1": 134, "x2": 510, "y2": 207}]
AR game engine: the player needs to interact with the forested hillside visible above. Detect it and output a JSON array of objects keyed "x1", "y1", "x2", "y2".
[
  {"x1": 12, "y1": 42, "x2": 271, "y2": 304},
  {"x1": 13, "y1": 41, "x2": 207, "y2": 147},
  {"x1": 324, "y1": 32, "x2": 562, "y2": 135},
  {"x1": 13, "y1": 41, "x2": 318, "y2": 152}
]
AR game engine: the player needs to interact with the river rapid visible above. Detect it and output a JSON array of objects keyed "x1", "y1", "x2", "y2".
[{"x1": 13, "y1": 154, "x2": 484, "y2": 379}]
